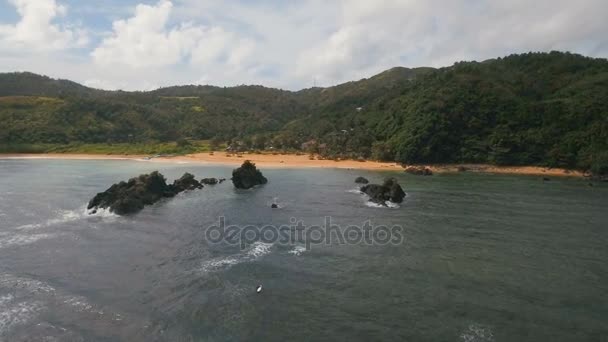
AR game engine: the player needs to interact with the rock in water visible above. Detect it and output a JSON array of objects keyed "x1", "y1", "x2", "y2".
[
  {"x1": 360, "y1": 177, "x2": 406, "y2": 205},
  {"x1": 87, "y1": 171, "x2": 202, "y2": 215},
  {"x1": 232, "y1": 161, "x2": 268, "y2": 189},
  {"x1": 171, "y1": 173, "x2": 203, "y2": 192},
  {"x1": 201, "y1": 178, "x2": 219, "y2": 185},
  {"x1": 354, "y1": 176, "x2": 369, "y2": 184}
]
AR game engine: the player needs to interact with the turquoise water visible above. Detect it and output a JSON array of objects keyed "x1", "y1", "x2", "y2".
[{"x1": 0, "y1": 159, "x2": 606, "y2": 341}]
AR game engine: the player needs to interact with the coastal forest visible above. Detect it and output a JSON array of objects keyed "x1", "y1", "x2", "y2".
[{"x1": 1, "y1": 51, "x2": 607, "y2": 175}]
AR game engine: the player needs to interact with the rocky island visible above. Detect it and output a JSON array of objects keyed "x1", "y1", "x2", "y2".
[
  {"x1": 87, "y1": 171, "x2": 203, "y2": 215},
  {"x1": 232, "y1": 161, "x2": 268, "y2": 189},
  {"x1": 360, "y1": 178, "x2": 406, "y2": 206}
]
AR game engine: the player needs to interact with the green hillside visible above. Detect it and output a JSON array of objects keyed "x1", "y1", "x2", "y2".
[{"x1": 0, "y1": 51, "x2": 606, "y2": 174}]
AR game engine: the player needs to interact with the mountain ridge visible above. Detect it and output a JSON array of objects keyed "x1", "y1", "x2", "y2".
[{"x1": 1, "y1": 51, "x2": 607, "y2": 174}]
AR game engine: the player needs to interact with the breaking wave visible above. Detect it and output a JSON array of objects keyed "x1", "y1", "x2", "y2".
[
  {"x1": 0, "y1": 296, "x2": 44, "y2": 335},
  {"x1": 0, "y1": 233, "x2": 61, "y2": 249},
  {"x1": 13, "y1": 206, "x2": 117, "y2": 231},
  {"x1": 288, "y1": 245, "x2": 307, "y2": 256},
  {"x1": 364, "y1": 201, "x2": 400, "y2": 209},
  {"x1": 198, "y1": 242, "x2": 273, "y2": 274}
]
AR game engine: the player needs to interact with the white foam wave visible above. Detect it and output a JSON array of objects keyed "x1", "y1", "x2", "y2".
[
  {"x1": 346, "y1": 188, "x2": 363, "y2": 194},
  {"x1": 0, "y1": 273, "x2": 56, "y2": 294},
  {"x1": 198, "y1": 242, "x2": 273, "y2": 274},
  {"x1": 85, "y1": 206, "x2": 118, "y2": 218},
  {"x1": 0, "y1": 299, "x2": 44, "y2": 335},
  {"x1": 0, "y1": 233, "x2": 60, "y2": 249},
  {"x1": 288, "y1": 246, "x2": 307, "y2": 256},
  {"x1": 461, "y1": 323, "x2": 494, "y2": 342},
  {"x1": 0, "y1": 273, "x2": 109, "y2": 320},
  {"x1": 199, "y1": 257, "x2": 240, "y2": 273},
  {"x1": 13, "y1": 209, "x2": 84, "y2": 231},
  {"x1": 348, "y1": 188, "x2": 401, "y2": 208},
  {"x1": 13, "y1": 207, "x2": 117, "y2": 231},
  {"x1": 247, "y1": 242, "x2": 273, "y2": 258},
  {"x1": 364, "y1": 201, "x2": 400, "y2": 209},
  {"x1": 0, "y1": 295, "x2": 14, "y2": 307}
]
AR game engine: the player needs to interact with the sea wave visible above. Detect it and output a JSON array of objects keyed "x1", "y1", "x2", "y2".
[
  {"x1": 348, "y1": 188, "x2": 401, "y2": 208},
  {"x1": 0, "y1": 272, "x2": 119, "y2": 333},
  {"x1": 13, "y1": 207, "x2": 117, "y2": 231},
  {"x1": 0, "y1": 233, "x2": 60, "y2": 249},
  {"x1": 461, "y1": 323, "x2": 494, "y2": 342},
  {"x1": 288, "y1": 245, "x2": 307, "y2": 256},
  {"x1": 198, "y1": 242, "x2": 273, "y2": 274},
  {"x1": 364, "y1": 201, "x2": 400, "y2": 209},
  {"x1": 0, "y1": 298, "x2": 44, "y2": 335}
]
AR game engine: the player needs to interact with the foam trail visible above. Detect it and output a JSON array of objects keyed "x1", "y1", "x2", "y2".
[
  {"x1": 13, "y1": 206, "x2": 117, "y2": 231},
  {"x1": 0, "y1": 233, "x2": 60, "y2": 249},
  {"x1": 199, "y1": 242, "x2": 273, "y2": 274}
]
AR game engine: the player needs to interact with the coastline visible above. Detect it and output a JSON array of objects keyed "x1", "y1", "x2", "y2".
[{"x1": 0, "y1": 152, "x2": 586, "y2": 177}]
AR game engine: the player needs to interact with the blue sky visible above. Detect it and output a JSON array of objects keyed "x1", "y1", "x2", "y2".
[{"x1": 0, "y1": 0, "x2": 607, "y2": 90}]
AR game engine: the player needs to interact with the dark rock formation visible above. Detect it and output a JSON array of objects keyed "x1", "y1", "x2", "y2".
[
  {"x1": 87, "y1": 171, "x2": 202, "y2": 215},
  {"x1": 171, "y1": 173, "x2": 203, "y2": 192},
  {"x1": 404, "y1": 165, "x2": 433, "y2": 176},
  {"x1": 360, "y1": 178, "x2": 406, "y2": 205},
  {"x1": 355, "y1": 176, "x2": 369, "y2": 184},
  {"x1": 201, "y1": 178, "x2": 219, "y2": 185},
  {"x1": 232, "y1": 161, "x2": 268, "y2": 189},
  {"x1": 219, "y1": 178, "x2": 226, "y2": 184},
  {"x1": 271, "y1": 203, "x2": 278, "y2": 209}
]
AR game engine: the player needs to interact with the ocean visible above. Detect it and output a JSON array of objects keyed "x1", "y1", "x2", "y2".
[{"x1": 0, "y1": 159, "x2": 606, "y2": 341}]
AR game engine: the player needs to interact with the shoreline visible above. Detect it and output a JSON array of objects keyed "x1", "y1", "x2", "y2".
[{"x1": 0, "y1": 152, "x2": 586, "y2": 177}]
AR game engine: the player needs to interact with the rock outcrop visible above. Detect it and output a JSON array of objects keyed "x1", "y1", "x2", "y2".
[
  {"x1": 201, "y1": 178, "x2": 219, "y2": 185},
  {"x1": 355, "y1": 176, "x2": 369, "y2": 184},
  {"x1": 232, "y1": 161, "x2": 268, "y2": 189},
  {"x1": 404, "y1": 165, "x2": 433, "y2": 176},
  {"x1": 360, "y1": 178, "x2": 406, "y2": 205},
  {"x1": 87, "y1": 171, "x2": 202, "y2": 215},
  {"x1": 172, "y1": 173, "x2": 203, "y2": 192}
]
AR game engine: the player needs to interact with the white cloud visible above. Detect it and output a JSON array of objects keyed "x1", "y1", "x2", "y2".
[
  {"x1": 0, "y1": 0, "x2": 88, "y2": 51},
  {"x1": 92, "y1": 0, "x2": 256, "y2": 71},
  {"x1": 2, "y1": 0, "x2": 608, "y2": 90},
  {"x1": 294, "y1": 0, "x2": 608, "y2": 86}
]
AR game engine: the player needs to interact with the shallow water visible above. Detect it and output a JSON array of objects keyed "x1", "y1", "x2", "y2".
[{"x1": 0, "y1": 159, "x2": 606, "y2": 341}]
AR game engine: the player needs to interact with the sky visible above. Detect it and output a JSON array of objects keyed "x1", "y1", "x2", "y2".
[{"x1": 0, "y1": 0, "x2": 607, "y2": 91}]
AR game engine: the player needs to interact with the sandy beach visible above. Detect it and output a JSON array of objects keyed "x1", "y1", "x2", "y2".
[{"x1": 0, "y1": 152, "x2": 586, "y2": 177}]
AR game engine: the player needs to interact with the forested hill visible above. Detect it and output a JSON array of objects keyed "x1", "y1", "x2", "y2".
[{"x1": 1, "y1": 51, "x2": 607, "y2": 174}]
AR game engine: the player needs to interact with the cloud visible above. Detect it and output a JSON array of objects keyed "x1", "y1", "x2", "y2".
[
  {"x1": 0, "y1": 0, "x2": 88, "y2": 51},
  {"x1": 294, "y1": 0, "x2": 608, "y2": 85},
  {"x1": 92, "y1": 0, "x2": 256, "y2": 71},
  {"x1": 2, "y1": 0, "x2": 608, "y2": 90}
]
